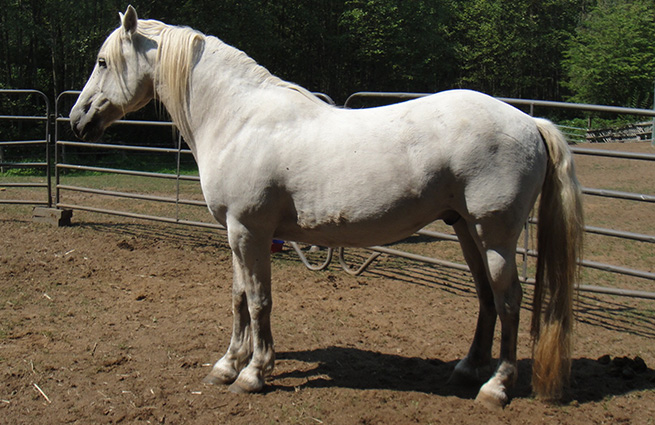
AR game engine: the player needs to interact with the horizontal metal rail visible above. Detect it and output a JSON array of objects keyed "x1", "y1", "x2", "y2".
[
  {"x1": 0, "y1": 140, "x2": 47, "y2": 147},
  {"x1": 0, "y1": 162, "x2": 47, "y2": 168},
  {"x1": 584, "y1": 225, "x2": 655, "y2": 243},
  {"x1": 575, "y1": 284, "x2": 655, "y2": 300},
  {"x1": 339, "y1": 244, "x2": 655, "y2": 299},
  {"x1": 416, "y1": 229, "x2": 458, "y2": 242},
  {"x1": 363, "y1": 231, "x2": 655, "y2": 282},
  {"x1": 0, "y1": 199, "x2": 49, "y2": 205},
  {"x1": 572, "y1": 147, "x2": 655, "y2": 161},
  {"x1": 57, "y1": 140, "x2": 193, "y2": 155},
  {"x1": 583, "y1": 187, "x2": 655, "y2": 202},
  {"x1": 521, "y1": 276, "x2": 655, "y2": 300},
  {"x1": 56, "y1": 164, "x2": 200, "y2": 181},
  {"x1": 394, "y1": 225, "x2": 655, "y2": 279},
  {"x1": 519, "y1": 246, "x2": 654, "y2": 280},
  {"x1": 367, "y1": 245, "x2": 471, "y2": 273},
  {"x1": 344, "y1": 92, "x2": 429, "y2": 107},
  {"x1": 413, "y1": 224, "x2": 654, "y2": 272},
  {"x1": 56, "y1": 202, "x2": 223, "y2": 230},
  {"x1": 528, "y1": 216, "x2": 655, "y2": 244},
  {"x1": 327, "y1": 242, "x2": 655, "y2": 300},
  {"x1": 56, "y1": 115, "x2": 175, "y2": 127},
  {"x1": 0, "y1": 89, "x2": 49, "y2": 95},
  {"x1": 582, "y1": 258, "x2": 655, "y2": 281},
  {"x1": 57, "y1": 185, "x2": 206, "y2": 207},
  {"x1": 0, "y1": 115, "x2": 48, "y2": 121},
  {"x1": 1, "y1": 182, "x2": 48, "y2": 188}
]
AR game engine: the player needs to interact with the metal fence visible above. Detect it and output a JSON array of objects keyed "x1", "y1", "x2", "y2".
[
  {"x1": 1, "y1": 89, "x2": 653, "y2": 301},
  {"x1": 0, "y1": 89, "x2": 52, "y2": 207}
]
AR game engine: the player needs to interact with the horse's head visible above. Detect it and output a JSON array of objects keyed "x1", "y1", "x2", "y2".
[{"x1": 70, "y1": 6, "x2": 155, "y2": 142}]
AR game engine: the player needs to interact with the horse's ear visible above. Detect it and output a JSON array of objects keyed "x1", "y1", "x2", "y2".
[{"x1": 120, "y1": 5, "x2": 138, "y2": 35}]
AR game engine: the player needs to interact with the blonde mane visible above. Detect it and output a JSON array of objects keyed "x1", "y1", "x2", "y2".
[
  {"x1": 103, "y1": 19, "x2": 322, "y2": 141},
  {"x1": 141, "y1": 20, "x2": 204, "y2": 141}
]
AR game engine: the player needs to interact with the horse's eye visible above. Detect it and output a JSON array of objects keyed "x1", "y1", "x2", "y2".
[{"x1": 98, "y1": 58, "x2": 107, "y2": 68}]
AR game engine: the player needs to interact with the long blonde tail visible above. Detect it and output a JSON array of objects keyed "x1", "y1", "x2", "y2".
[{"x1": 531, "y1": 118, "x2": 584, "y2": 400}]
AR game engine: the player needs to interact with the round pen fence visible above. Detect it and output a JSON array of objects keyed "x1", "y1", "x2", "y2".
[
  {"x1": 0, "y1": 89, "x2": 52, "y2": 207},
  {"x1": 1, "y1": 90, "x2": 653, "y2": 301}
]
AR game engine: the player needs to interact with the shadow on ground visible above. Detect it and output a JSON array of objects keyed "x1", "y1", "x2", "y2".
[{"x1": 275, "y1": 347, "x2": 655, "y2": 404}]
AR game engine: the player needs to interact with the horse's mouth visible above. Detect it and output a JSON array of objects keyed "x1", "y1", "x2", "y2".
[
  {"x1": 70, "y1": 98, "x2": 122, "y2": 142},
  {"x1": 71, "y1": 113, "x2": 106, "y2": 143}
]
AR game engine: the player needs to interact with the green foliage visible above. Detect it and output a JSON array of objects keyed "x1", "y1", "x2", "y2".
[
  {"x1": 340, "y1": 0, "x2": 456, "y2": 93},
  {"x1": 454, "y1": 0, "x2": 586, "y2": 99},
  {"x1": 563, "y1": 0, "x2": 655, "y2": 108},
  {"x1": 0, "y1": 0, "x2": 653, "y2": 108}
]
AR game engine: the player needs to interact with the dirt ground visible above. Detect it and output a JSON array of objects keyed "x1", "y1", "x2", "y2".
[
  {"x1": 2, "y1": 142, "x2": 655, "y2": 424},
  {"x1": 1, "y1": 211, "x2": 654, "y2": 425}
]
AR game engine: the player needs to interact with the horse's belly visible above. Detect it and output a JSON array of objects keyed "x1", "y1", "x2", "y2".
[{"x1": 276, "y1": 200, "x2": 452, "y2": 248}]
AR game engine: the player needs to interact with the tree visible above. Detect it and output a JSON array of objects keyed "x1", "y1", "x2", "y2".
[
  {"x1": 339, "y1": 0, "x2": 457, "y2": 95},
  {"x1": 454, "y1": 0, "x2": 585, "y2": 100},
  {"x1": 563, "y1": 0, "x2": 655, "y2": 108}
]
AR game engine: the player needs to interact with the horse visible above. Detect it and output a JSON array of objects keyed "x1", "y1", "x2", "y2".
[{"x1": 70, "y1": 6, "x2": 584, "y2": 409}]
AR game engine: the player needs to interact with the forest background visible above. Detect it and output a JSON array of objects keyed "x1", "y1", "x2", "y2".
[{"x1": 2, "y1": 0, "x2": 655, "y2": 109}]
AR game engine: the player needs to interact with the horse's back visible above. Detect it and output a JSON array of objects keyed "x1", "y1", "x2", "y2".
[{"x1": 271, "y1": 90, "x2": 547, "y2": 246}]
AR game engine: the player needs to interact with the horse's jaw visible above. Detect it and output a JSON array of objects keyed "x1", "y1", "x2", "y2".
[{"x1": 70, "y1": 94, "x2": 124, "y2": 142}]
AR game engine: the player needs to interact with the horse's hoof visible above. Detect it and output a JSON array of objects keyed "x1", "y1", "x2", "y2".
[
  {"x1": 227, "y1": 369, "x2": 265, "y2": 394},
  {"x1": 202, "y1": 370, "x2": 237, "y2": 386},
  {"x1": 228, "y1": 377, "x2": 263, "y2": 394},
  {"x1": 228, "y1": 381, "x2": 251, "y2": 394},
  {"x1": 475, "y1": 388, "x2": 508, "y2": 411}
]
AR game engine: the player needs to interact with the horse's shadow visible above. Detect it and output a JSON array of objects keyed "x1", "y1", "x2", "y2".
[{"x1": 273, "y1": 347, "x2": 655, "y2": 404}]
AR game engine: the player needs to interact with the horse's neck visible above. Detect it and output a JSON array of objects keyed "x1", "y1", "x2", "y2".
[
  {"x1": 180, "y1": 36, "x2": 322, "y2": 152},
  {"x1": 202, "y1": 37, "x2": 283, "y2": 88},
  {"x1": 190, "y1": 37, "x2": 280, "y2": 118}
]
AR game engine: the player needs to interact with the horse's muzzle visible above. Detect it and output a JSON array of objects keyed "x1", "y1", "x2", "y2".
[
  {"x1": 70, "y1": 109, "x2": 103, "y2": 142},
  {"x1": 70, "y1": 96, "x2": 121, "y2": 142}
]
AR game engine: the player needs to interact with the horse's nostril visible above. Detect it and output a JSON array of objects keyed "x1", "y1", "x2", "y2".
[{"x1": 83, "y1": 102, "x2": 92, "y2": 114}]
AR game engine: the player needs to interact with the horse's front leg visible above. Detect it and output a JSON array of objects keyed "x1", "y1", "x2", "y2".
[
  {"x1": 206, "y1": 219, "x2": 275, "y2": 393},
  {"x1": 203, "y1": 255, "x2": 253, "y2": 386}
]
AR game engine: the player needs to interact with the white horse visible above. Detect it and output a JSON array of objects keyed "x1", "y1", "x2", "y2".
[{"x1": 70, "y1": 6, "x2": 584, "y2": 409}]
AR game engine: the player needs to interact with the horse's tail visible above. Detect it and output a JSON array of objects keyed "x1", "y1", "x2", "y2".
[{"x1": 531, "y1": 118, "x2": 584, "y2": 400}]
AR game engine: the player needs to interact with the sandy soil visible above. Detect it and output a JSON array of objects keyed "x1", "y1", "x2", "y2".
[{"x1": 1, "y1": 209, "x2": 654, "y2": 424}]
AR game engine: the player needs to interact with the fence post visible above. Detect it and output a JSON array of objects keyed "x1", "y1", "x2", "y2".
[{"x1": 652, "y1": 80, "x2": 655, "y2": 146}]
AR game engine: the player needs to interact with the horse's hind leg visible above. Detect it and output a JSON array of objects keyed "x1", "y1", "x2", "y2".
[
  {"x1": 449, "y1": 219, "x2": 497, "y2": 384},
  {"x1": 476, "y1": 246, "x2": 522, "y2": 409},
  {"x1": 459, "y1": 217, "x2": 524, "y2": 409}
]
